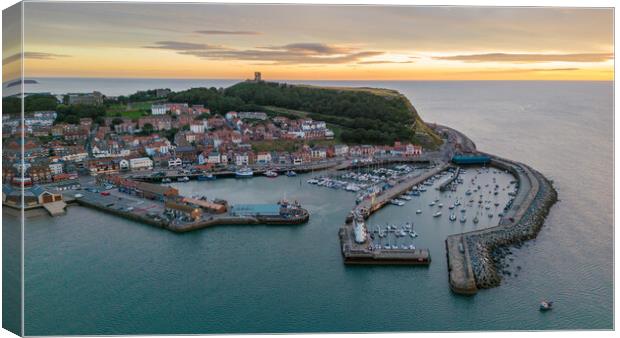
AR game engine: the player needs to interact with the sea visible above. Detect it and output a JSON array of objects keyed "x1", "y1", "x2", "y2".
[{"x1": 3, "y1": 78, "x2": 613, "y2": 334}]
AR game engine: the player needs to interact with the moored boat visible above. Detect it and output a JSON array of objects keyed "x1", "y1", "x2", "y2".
[
  {"x1": 235, "y1": 167, "x2": 254, "y2": 178},
  {"x1": 264, "y1": 170, "x2": 278, "y2": 178}
]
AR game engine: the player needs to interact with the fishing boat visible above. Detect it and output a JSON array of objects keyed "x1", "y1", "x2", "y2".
[
  {"x1": 539, "y1": 300, "x2": 553, "y2": 311},
  {"x1": 264, "y1": 170, "x2": 278, "y2": 178},
  {"x1": 286, "y1": 170, "x2": 297, "y2": 177},
  {"x1": 449, "y1": 213, "x2": 457, "y2": 221},
  {"x1": 433, "y1": 211, "x2": 442, "y2": 217},
  {"x1": 235, "y1": 167, "x2": 254, "y2": 178}
]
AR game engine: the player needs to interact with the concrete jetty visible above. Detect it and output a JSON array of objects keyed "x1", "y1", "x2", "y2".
[
  {"x1": 73, "y1": 188, "x2": 309, "y2": 232},
  {"x1": 439, "y1": 167, "x2": 460, "y2": 192},
  {"x1": 337, "y1": 163, "x2": 449, "y2": 265},
  {"x1": 356, "y1": 162, "x2": 449, "y2": 217},
  {"x1": 42, "y1": 201, "x2": 67, "y2": 216}
]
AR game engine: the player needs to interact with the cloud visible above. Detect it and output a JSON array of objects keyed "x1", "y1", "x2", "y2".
[
  {"x1": 357, "y1": 60, "x2": 414, "y2": 64},
  {"x1": 262, "y1": 43, "x2": 353, "y2": 55},
  {"x1": 145, "y1": 41, "x2": 383, "y2": 65},
  {"x1": 3, "y1": 52, "x2": 69, "y2": 64},
  {"x1": 434, "y1": 52, "x2": 613, "y2": 63},
  {"x1": 143, "y1": 41, "x2": 218, "y2": 51},
  {"x1": 195, "y1": 30, "x2": 261, "y2": 35},
  {"x1": 451, "y1": 67, "x2": 582, "y2": 75}
]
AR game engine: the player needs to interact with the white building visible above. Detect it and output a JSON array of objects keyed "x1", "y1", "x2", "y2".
[
  {"x1": 190, "y1": 122, "x2": 205, "y2": 134},
  {"x1": 168, "y1": 158, "x2": 182, "y2": 167},
  {"x1": 207, "y1": 152, "x2": 221, "y2": 164},
  {"x1": 235, "y1": 154, "x2": 250, "y2": 166},
  {"x1": 256, "y1": 152, "x2": 272, "y2": 164},
  {"x1": 129, "y1": 157, "x2": 153, "y2": 170},
  {"x1": 311, "y1": 148, "x2": 327, "y2": 159},
  {"x1": 334, "y1": 144, "x2": 349, "y2": 157},
  {"x1": 151, "y1": 104, "x2": 167, "y2": 115},
  {"x1": 49, "y1": 163, "x2": 64, "y2": 175}
]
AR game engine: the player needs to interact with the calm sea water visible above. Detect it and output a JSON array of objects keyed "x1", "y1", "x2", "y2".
[{"x1": 7, "y1": 79, "x2": 613, "y2": 334}]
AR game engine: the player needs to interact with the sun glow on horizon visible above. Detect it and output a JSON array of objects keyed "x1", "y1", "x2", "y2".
[{"x1": 4, "y1": 3, "x2": 613, "y2": 82}]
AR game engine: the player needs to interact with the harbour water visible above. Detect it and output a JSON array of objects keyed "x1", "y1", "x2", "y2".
[{"x1": 8, "y1": 80, "x2": 613, "y2": 334}]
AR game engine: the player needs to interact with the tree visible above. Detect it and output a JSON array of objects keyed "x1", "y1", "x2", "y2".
[{"x1": 142, "y1": 123, "x2": 154, "y2": 133}]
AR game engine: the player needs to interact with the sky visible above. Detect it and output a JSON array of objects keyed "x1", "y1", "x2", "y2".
[{"x1": 4, "y1": 3, "x2": 615, "y2": 81}]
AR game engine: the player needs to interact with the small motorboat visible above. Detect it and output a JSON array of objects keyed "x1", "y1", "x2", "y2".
[
  {"x1": 416, "y1": 209, "x2": 422, "y2": 214},
  {"x1": 433, "y1": 211, "x2": 442, "y2": 217},
  {"x1": 539, "y1": 300, "x2": 553, "y2": 311},
  {"x1": 390, "y1": 199, "x2": 405, "y2": 206},
  {"x1": 264, "y1": 170, "x2": 278, "y2": 178},
  {"x1": 449, "y1": 213, "x2": 457, "y2": 222}
]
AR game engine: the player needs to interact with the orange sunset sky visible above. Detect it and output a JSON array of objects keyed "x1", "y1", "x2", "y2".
[{"x1": 4, "y1": 3, "x2": 615, "y2": 81}]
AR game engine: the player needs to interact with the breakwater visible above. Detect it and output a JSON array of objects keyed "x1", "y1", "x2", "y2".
[{"x1": 446, "y1": 156, "x2": 557, "y2": 294}]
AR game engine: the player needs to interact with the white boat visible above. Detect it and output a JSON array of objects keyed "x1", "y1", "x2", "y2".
[
  {"x1": 399, "y1": 195, "x2": 412, "y2": 201},
  {"x1": 264, "y1": 170, "x2": 278, "y2": 178},
  {"x1": 307, "y1": 178, "x2": 319, "y2": 184},
  {"x1": 416, "y1": 209, "x2": 422, "y2": 214},
  {"x1": 449, "y1": 213, "x2": 457, "y2": 221},
  {"x1": 161, "y1": 178, "x2": 172, "y2": 183},
  {"x1": 177, "y1": 176, "x2": 190, "y2": 182},
  {"x1": 235, "y1": 167, "x2": 254, "y2": 178},
  {"x1": 429, "y1": 201, "x2": 436, "y2": 206},
  {"x1": 438, "y1": 203, "x2": 444, "y2": 208},
  {"x1": 390, "y1": 199, "x2": 405, "y2": 206},
  {"x1": 448, "y1": 204, "x2": 455, "y2": 209},
  {"x1": 286, "y1": 170, "x2": 297, "y2": 177},
  {"x1": 433, "y1": 211, "x2": 442, "y2": 217}
]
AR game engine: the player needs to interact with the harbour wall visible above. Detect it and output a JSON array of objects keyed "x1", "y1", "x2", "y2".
[{"x1": 446, "y1": 156, "x2": 557, "y2": 294}]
